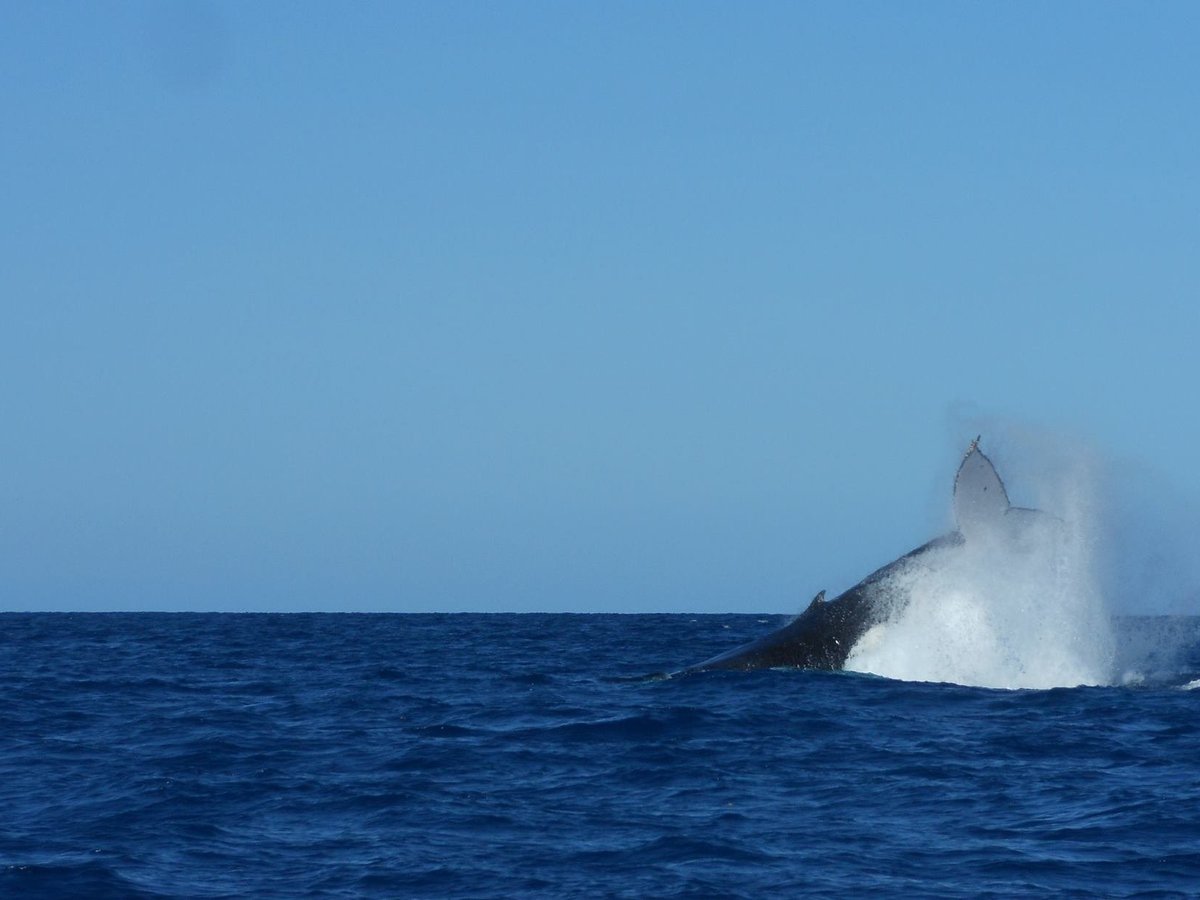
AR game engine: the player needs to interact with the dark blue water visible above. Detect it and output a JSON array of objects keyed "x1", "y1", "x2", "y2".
[{"x1": 3, "y1": 613, "x2": 1199, "y2": 898}]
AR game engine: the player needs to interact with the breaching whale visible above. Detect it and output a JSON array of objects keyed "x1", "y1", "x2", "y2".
[{"x1": 677, "y1": 438, "x2": 1038, "y2": 674}]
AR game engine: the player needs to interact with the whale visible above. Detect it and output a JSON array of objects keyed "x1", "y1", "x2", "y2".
[{"x1": 677, "y1": 438, "x2": 1039, "y2": 674}]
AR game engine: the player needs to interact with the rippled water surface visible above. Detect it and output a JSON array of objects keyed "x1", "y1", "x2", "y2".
[{"x1": 3, "y1": 613, "x2": 1199, "y2": 898}]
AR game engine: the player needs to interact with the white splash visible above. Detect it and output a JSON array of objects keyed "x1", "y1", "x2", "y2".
[{"x1": 845, "y1": 458, "x2": 1116, "y2": 690}]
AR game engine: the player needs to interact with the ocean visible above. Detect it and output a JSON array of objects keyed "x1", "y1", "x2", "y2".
[{"x1": 3, "y1": 612, "x2": 1199, "y2": 898}]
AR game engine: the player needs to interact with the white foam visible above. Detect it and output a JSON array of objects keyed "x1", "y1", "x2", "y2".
[{"x1": 845, "y1": 458, "x2": 1116, "y2": 690}]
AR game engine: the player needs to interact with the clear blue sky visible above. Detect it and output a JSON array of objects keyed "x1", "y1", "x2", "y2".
[{"x1": 4, "y1": 2, "x2": 1199, "y2": 612}]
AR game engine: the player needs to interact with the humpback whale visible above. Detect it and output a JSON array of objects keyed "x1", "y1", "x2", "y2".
[{"x1": 678, "y1": 438, "x2": 1038, "y2": 674}]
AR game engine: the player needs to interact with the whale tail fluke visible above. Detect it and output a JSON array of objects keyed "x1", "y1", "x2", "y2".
[
  {"x1": 954, "y1": 438, "x2": 1050, "y2": 542},
  {"x1": 954, "y1": 439, "x2": 1010, "y2": 534}
]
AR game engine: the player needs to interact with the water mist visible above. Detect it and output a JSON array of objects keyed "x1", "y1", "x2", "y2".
[{"x1": 845, "y1": 452, "x2": 1116, "y2": 689}]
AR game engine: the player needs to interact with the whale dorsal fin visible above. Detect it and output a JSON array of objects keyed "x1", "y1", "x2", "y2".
[
  {"x1": 806, "y1": 590, "x2": 826, "y2": 611},
  {"x1": 953, "y1": 437, "x2": 1010, "y2": 536}
]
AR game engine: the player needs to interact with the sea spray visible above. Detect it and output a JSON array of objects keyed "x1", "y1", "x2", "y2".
[{"x1": 845, "y1": 453, "x2": 1116, "y2": 689}]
